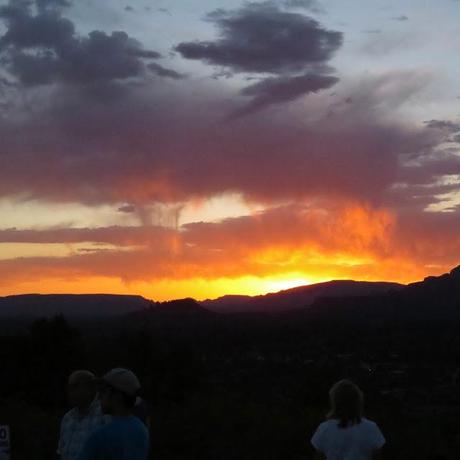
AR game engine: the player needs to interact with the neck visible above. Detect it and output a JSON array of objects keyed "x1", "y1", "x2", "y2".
[
  {"x1": 111, "y1": 406, "x2": 132, "y2": 417},
  {"x1": 76, "y1": 402, "x2": 92, "y2": 416}
]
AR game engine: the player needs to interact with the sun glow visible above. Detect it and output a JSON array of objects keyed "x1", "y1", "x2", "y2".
[{"x1": 262, "y1": 277, "x2": 313, "y2": 293}]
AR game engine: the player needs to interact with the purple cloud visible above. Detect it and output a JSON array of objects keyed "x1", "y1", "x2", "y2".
[
  {"x1": 176, "y1": 2, "x2": 342, "y2": 74},
  {"x1": 176, "y1": 2, "x2": 342, "y2": 115},
  {"x1": 231, "y1": 72, "x2": 339, "y2": 117}
]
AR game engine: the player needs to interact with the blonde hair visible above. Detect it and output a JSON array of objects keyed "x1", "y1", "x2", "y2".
[{"x1": 327, "y1": 379, "x2": 363, "y2": 428}]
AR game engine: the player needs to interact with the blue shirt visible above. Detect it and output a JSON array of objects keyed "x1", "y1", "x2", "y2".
[{"x1": 77, "y1": 416, "x2": 149, "y2": 460}]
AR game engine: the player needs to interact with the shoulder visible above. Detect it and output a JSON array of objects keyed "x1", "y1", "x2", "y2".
[
  {"x1": 360, "y1": 418, "x2": 385, "y2": 447},
  {"x1": 361, "y1": 417, "x2": 375, "y2": 424},
  {"x1": 131, "y1": 416, "x2": 149, "y2": 433},
  {"x1": 312, "y1": 421, "x2": 335, "y2": 440},
  {"x1": 311, "y1": 421, "x2": 333, "y2": 451},
  {"x1": 361, "y1": 418, "x2": 382, "y2": 430},
  {"x1": 316, "y1": 420, "x2": 336, "y2": 431},
  {"x1": 61, "y1": 408, "x2": 76, "y2": 425},
  {"x1": 128, "y1": 416, "x2": 149, "y2": 441}
]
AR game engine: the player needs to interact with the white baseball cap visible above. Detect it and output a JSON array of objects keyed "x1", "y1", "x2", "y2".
[{"x1": 101, "y1": 368, "x2": 141, "y2": 396}]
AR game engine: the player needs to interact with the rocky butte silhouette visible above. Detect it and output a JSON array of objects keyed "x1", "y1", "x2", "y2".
[
  {"x1": 305, "y1": 264, "x2": 460, "y2": 323},
  {"x1": 200, "y1": 280, "x2": 403, "y2": 313}
]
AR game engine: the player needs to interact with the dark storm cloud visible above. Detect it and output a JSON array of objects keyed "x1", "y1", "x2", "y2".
[
  {"x1": 424, "y1": 119, "x2": 460, "y2": 132},
  {"x1": 231, "y1": 72, "x2": 339, "y2": 117},
  {"x1": 0, "y1": 0, "x2": 179, "y2": 90},
  {"x1": 176, "y1": 2, "x2": 342, "y2": 116},
  {"x1": 147, "y1": 62, "x2": 186, "y2": 79},
  {"x1": 175, "y1": 2, "x2": 342, "y2": 74},
  {"x1": 0, "y1": 2, "x2": 75, "y2": 50},
  {"x1": 0, "y1": 70, "x2": 446, "y2": 210}
]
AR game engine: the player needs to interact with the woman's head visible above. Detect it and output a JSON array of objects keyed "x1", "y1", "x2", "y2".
[{"x1": 327, "y1": 379, "x2": 364, "y2": 428}]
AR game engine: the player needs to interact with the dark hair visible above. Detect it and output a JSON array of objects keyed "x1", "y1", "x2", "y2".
[{"x1": 327, "y1": 380, "x2": 363, "y2": 429}]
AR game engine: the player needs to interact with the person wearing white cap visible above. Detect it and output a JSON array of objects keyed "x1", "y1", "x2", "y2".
[{"x1": 77, "y1": 368, "x2": 149, "y2": 460}]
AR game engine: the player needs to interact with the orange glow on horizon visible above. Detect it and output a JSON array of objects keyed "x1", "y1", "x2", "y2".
[
  {"x1": 0, "y1": 262, "x2": 445, "y2": 302},
  {"x1": 0, "y1": 202, "x2": 457, "y2": 302}
]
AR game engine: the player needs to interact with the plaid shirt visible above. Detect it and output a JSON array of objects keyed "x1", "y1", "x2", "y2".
[{"x1": 58, "y1": 398, "x2": 109, "y2": 460}]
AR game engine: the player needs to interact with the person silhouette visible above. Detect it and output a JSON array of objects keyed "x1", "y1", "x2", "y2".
[
  {"x1": 77, "y1": 368, "x2": 149, "y2": 460},
  {"x1": 57, "y1": 370, "x2": 108, "y2": 460},
  {"x1": 311, "y1": 379, "x2": 385, "y2": 460}
]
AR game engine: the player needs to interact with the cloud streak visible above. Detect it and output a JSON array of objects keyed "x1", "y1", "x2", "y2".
[{"x1": 231, "y1": 72, "x2": 339, "y2": 117}]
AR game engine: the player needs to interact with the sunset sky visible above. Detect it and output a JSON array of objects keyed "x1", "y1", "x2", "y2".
[{"x1": 0, "y1": 0, "x2": 459, "y2": 301}]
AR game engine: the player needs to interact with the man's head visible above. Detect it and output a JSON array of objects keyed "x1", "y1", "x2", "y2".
[
  {"x1": 99, "y1": 368, "x2": 141, "y2": 415},
  {"x1": 67, "y1": 370, "x2": 97, "y2": 409}
]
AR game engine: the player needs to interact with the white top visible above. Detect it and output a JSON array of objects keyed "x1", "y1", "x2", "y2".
[{"x1": 311, "y1": 418, "x2": 385, "y2": 460}]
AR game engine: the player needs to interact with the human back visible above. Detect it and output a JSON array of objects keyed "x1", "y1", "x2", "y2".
[
  {"x1": 80, "y1": 415, "x2": 148, "y2": 460},
  {"x1": 311, "y1": 380, "x2": 385, "y2": 460},
  {"x1": 312, "y1": 417, "x2": 384, "y2": 460}
]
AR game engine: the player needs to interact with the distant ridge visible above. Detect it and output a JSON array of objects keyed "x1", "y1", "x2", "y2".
[
  {"x1": 1, "y1": 265, "x2": 459, "y2": 320},
  {"x1": 132, "y1": 297, "x2": 214, "y2": 318},
  {"x1": 0, "y1": 293, "x2": 151, "y2": 319},
  {"x1": 399, "y1": 264, "x2": 460, "y2": 313},
  {"x1": 200, "y1": 280, "x2": 404, "y2": 313}
]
